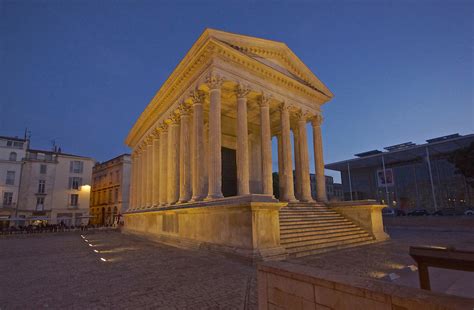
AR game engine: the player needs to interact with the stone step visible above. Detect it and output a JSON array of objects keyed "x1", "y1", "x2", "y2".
[
  {"x1": 280, "y1": 207, "x2": 331, "y2": 211},
  {"x1": 280, "y1": 227, "x2": 365, "y2": 240},
  {"x1": 280, "y1": 223, "x2": 358, "y2": 234},
  {"x1": 280, "y1": 222, "x2": 355, "y2": 231},
  {"x1": 279, "y1": 214, "x2": 343, "y2": 220},
  {"x1": 288, "y1": 239, "x2": 376, "y2": 258},
  {"x1": 280, "y1": 218, "x2": 350, "y2": 226},
  {"x1": 280, "y1": 212, "x2": 339, "y2": 218},
  {"x1": 280, "y1": 217, "x2": 345, "y2": 224},
  {"x1": 286, "y1": 235, "x2": 374, "y2": 254},
  {"x1": 282, "y1": 232, "x2": 371, "y2": 248},
  {"x1": 286, "y1": 203, "x2": 326, "y2": 207}
]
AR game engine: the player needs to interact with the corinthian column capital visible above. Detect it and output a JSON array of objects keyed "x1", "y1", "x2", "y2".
[
  {"x1": 311, "y1": 114, "x2": 324, "y2": 127},
  {"x1": 206, "y1": 73, "x2": 224, "y2": 90},
  {"x1": 279, "y1": 101, "x2": 292, "y2": 112},
  {"x1": 236, "y1": 83, "x2": 250, "y2": 99},
  {"x1": 178, "y1": 103, "x2": 191, "y2": 116},
  {"x1": 190, "y1": 89, "x2": 205, "y2": 105},
  {"x1": 258, "y1": 93, "x2": 272, "y2": 107}
]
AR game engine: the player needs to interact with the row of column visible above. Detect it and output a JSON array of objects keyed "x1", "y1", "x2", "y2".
[{"x1": 129, "y1": 80, "x2": 327, "y2": 210}]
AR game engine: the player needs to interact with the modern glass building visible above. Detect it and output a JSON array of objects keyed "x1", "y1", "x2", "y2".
[{"x1": 325, "y1": 134, "x2": 474, "y2": 212}]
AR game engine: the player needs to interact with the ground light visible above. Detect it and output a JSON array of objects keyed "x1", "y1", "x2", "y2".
[
  {"x1": 88, "y1": 243, "x2": 93, "y2": 247},
  {"x1": 94, "y1": 249, "x2": 99, "y2": 253},
  {"x1": 100, "y1": 258, "x2": 107, "y2": 262}
]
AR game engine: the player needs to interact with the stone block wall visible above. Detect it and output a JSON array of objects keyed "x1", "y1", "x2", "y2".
[{"x1": 258, "y1": 261, "x2": 474, "y2": 310}]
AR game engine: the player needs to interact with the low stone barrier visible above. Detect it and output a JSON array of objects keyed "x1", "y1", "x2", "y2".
[
  {"x1": 258, "y1": 261, "x2": 474, "y2": 309},
  {"x1": 383, "y1": 216, "x2": 474, "y2": 231},
  {"x1": 329, "y1": 200, "x2": 390, "y2": 241}
]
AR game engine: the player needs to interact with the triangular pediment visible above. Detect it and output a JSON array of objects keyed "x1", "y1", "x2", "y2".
[{"x1": 202, "y1": 29, "x2": 333, "y2": 98}]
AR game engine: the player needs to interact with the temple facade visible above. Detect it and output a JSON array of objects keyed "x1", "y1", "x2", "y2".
[{"x1": 123, "y1": 29, "x2": 388, "y2": 260}]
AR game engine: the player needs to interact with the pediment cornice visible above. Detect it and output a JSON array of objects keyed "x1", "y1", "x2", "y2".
[{"x1": 126, "y1": 29, "x2": 333, "y2": 147}]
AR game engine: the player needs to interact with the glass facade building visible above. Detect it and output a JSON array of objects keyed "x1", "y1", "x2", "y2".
[{"x1": 325, "y1": 134, "x2": 474, "y2": 213}]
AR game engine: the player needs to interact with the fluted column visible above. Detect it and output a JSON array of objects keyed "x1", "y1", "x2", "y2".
[
  {"x1": 146, "y1": 141, "x2": 153, "y2": 207},
  {"x1": 312, "y1": 115, "x2": 327, "y2": 202},
  {"x1": 179, "y1": 105, "x2": 192, "y2": 203},
  {"x1": 236, "y1": 84, "x2": 250, "y2": 196},
  {"x1": 167, "y1": 116, "x2": 180, "y2": 204},
  {"x1": 141, "y1": 147, "x2": 147, "y2": 208},
  {"x1": 293, "y1": 128, "x2": 302, "y2": 200},
  {"x1": 259, "y1": 95, "x2": 273, "y2": 196},
  {"x1": 297, "y1": 113, "x2": 313, "y2": 202},
  {"x1": 280, "y1": 103, "x2": 296, "y2": 202},
  {"x1": 191, "y1": 91, "x2": 206, "y2": 201},
  {"x1": 206, "y1": 75, "x2": 224, "y2": 200},
  {"x1": 130, "y1": 154, "x2": 136, "y2": 209},
  {"x1": 152, "y1": 134, "x2": 160, "y2": 206},
  {"x1": 277, "y1": 134, "x2": 284, "y2": 199},
  {"x1": 159, "y1": 125, "x2": 169, "y2": 206},
  {"x1": 136, "y1": 152, "x2": 142, "y2": 208}
]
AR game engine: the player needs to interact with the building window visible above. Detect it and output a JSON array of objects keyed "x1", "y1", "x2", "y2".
[
  {"x1": 69, "y1": 161, "x2": 84, "y2": 173},
  {"x1": 9, "y1": 152, "x2": 17, "y2": 161},
  {"x1": 70, "y1": 194, "x2": 79, "y2": 207},
  {"x1": 3, "y1": 192, "x2": 13, "y2": 205},
  {"x1": 116, "y1": 171, "x2": 120, "y2": 182},
  {"x1": 69, "y1": 177, "x2": 83, "y2": 190},
  {"x1": 114, "y1": 188, "x2": 119, "y2": 202},
  {"x1": 6, "y1": 171, "x2": 15, "y2": 185},
  {"x1": 36, "y1": 197, "x2": 44, "y2": 211},
  {"x1": 40, "y1": 164, "x2": 47, "y2": 174},
  {"x1": 38, "y1": 180, "x2": 46, "y2": 194},
  {"x1": 108, "y1": 190, "x2": 112, "y2": 203}
]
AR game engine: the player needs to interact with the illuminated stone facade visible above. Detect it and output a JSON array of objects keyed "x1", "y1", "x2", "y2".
[
  {"x1": 123, "y1": 29, "x2": 386, "y2": 260},
  {"x1": 90, "y1": 154, "x2": 131, "y2": 226}
]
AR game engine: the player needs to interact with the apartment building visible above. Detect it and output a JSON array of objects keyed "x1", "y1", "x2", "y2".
[
  {"x1": 90, "y1": 154, "x2": 131, "y2": 225},
  {"x1": 0, "y1": 136, "x2": 29, "y2": 228}
]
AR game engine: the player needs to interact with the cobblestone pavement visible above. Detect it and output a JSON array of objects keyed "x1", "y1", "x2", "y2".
[
  {"x1": 0, "y1": 231, "x2": 256, "y2": 309},
  {"x1": 1, "y1": 228, "x2": 473, "y2": 309},
  {"x1": 290, "y1": 227, "x2": 474, "y2": 298}
]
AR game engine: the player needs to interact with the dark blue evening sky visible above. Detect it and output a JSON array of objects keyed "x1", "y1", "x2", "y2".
[{"x1": 1, "y1": 0, "x2": 473, "y2": 181}]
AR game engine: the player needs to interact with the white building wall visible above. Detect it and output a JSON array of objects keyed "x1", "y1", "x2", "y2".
[
  {"x1": 50, "y1": 155, "x2": 94, "y2": 225},
  {"x1": 0, "y1": 138, "x2": 27, "y2": 213}
]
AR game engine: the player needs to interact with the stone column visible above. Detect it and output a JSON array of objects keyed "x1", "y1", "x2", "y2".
[
  {"x1": 259, "y1": 95, "x2": 273, "y2": 196},
  {"x1": 167, "y1": 117, "x2": 180, "y2": 204},
  {"x1": 136, "y1": 152, "x2": 142, "y2": 208},
  {"x1": 159, "y1": 125, "x2": 168, "y2": 206},
  {"x1": 130, "y1": 154, "x2": 136, "y2": 209},
  {"x1": 152, "y1": 134, "x2": 160, "y2": 206},
  {"x1": 280, "y1": 103, "x2": 297, "y2": 202},
  {"x1": 297, "y1": 113, "x2": 313, "y2": 202},
  {"x1": 312, "y1": 115, "x2": 327, "y2": 202},
  {"x1": 141, "y1": 146, "x2": 147, "y2": 208},
  {"x1": 277, "y1": 134, "x2": 284, "y2": 199},
  {"x1": 236, "y1": 84, "x2": 250, "y2": 196},
  {"x1": 179, "y1": 106, "x2": 192, "y2": 203},
  {"x1": 146, "y1": 141, "x2": 153, "y2": 207},
  {"x1": 293, "y1": 128, "x2": 302, "y2": 200},
  {"x1": 191, "y1": 91, "x2": 206, "y2": 201},
  {"x1": 206, "y1": 75, "x2": 224, "y2": 200}
]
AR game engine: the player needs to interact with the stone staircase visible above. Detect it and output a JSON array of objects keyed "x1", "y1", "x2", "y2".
[{"x1": 279, "y1": 203, "x2": 375, "y2": 258}]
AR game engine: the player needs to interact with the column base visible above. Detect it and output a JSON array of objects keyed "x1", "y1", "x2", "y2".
[
  {"x1": 190, "y1": 195, "x2": 205, "y2": 202},
  {"x1": 205, "y1": 194, "x2": 224, "y2": 201}
]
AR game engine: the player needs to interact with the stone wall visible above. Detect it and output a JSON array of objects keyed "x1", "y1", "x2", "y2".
[
  {"x1": 123, "y1": 200, "x2": 288, "y2": 261},
  {"x1": 258, "y1": 261, "x2": 474, "y2": 310},
  {"x1": 330, "y1": 200, "x2": 390, "y2": 241}
]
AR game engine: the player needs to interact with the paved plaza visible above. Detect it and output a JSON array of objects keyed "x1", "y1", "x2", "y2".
[{"x1": 1, "y1": 228, "x2": 473, "y2": 309}]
